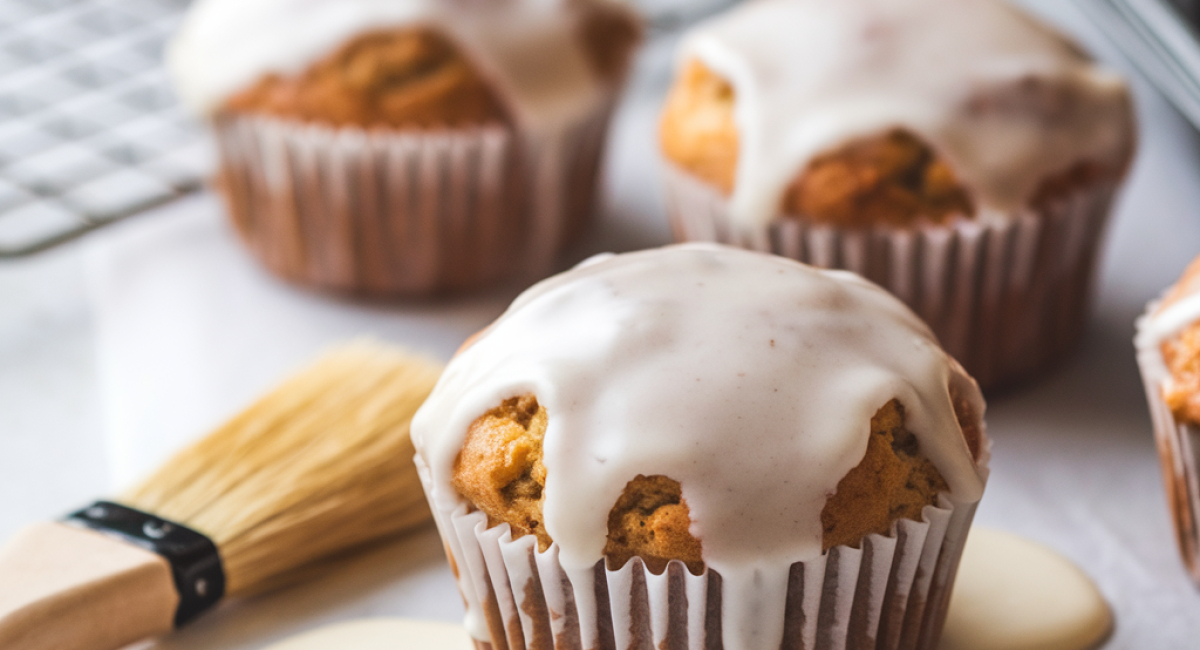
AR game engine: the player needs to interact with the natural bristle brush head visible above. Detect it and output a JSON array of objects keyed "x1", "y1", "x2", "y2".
[
  {"x1": 119, "y1": 341, "x2": 446, "y2": 596},
  {"x1": 1, "y1": 341, "x2": 446, "y2": 650}
]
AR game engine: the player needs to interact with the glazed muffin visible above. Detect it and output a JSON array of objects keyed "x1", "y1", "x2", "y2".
[
  {"x1": 169, "y1": 0, "x2": 641, "y2": 295},
  {"x1": 659, "y1": 0, "x2": 1135, "y2": 389},
  {"x1": 1136, "y1": 255, "x2": 1200, "y2": 584},
  {"x1": 413, "y1": 244, "x2": 989, "y2": 650}
]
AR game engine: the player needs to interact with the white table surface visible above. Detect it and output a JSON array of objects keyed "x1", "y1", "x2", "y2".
[{"x1": 3, "y1": 1, "x2": 1200, "y2": 648}]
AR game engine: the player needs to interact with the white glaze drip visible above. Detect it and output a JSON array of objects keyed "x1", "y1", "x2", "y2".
[
  {"x1": 168, "y1": 0, "x2": 622, "y2": 132},
  {"x1": 678, "y1": 0, "x2": 1133, "y2": 227},
  {"x1": 411, "y1": 244, "x2": 986, "y2": 650}
]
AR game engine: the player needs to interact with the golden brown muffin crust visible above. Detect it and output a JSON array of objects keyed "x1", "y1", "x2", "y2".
[
  {"x1": 782, "y1": 129, "x2": 974, "y2": 229},
  {"x1": 223, "y1": 7, "x2": 640, "y2": 129},
  {"x1": 452, "y1": 395, "x2": 707, "y2": 573},
  {"x1": 224, "y1": 29, "x2": 511, "y2": 128},
  {"x1": 1161, "y1": 327, "x2": 1200, "y2": 426},
  {"x1": 1157, "y1": 257, "x2": 1200, "y2": 426},
  {"x1": 604, "y1": 474, "x2": 704, "y2": 574},
  {"x1": 659, "y1": 58, "x2": 1123, "y2": 226},
  {"x1": 659, "y1": 60, "x2": 741, "y2": 195},
  {"x1": 453, "y1": 391, "x2": 978, "y2": 568},
  {"x1": 820, "y1": 399, "x2": 950, "y2": 550},
  {"x1": 659, "y1": 60, "x2": 973, "y2": 227},
  {"x1": 452, "y1": 394, "x2": 551, "y2": 549}
]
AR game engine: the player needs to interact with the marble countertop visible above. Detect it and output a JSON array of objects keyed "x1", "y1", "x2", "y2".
[{"x1": 2, "y1": 1, "x2": 1199, "y2": 648}]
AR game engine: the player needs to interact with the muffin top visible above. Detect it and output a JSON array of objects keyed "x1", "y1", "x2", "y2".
[
  {"x1": 661, "y1": 0, "x2": 1134, "y2": 228},
  {"x1": 168, "y1": 0, "x2": 638, "y2": 131},
  {"x1": 1137, "y1": 256, "x2": 1200, "y2": 426},
  {"x1": 412, "y1": 244, "x2": 987, "y2": 646}
]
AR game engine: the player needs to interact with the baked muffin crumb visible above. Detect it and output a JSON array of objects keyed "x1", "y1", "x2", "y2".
[
  {"x1": 455, "y1": 392, "x2": 974, "y2": 566},
  {"x1": 224, "y1": 28, "x2": 510, "y2": 128},
  {"x1": 224, "y1": 8, "x2": 640, "y2": 129},
  {"x1": 1162, "y1": 326, "x2": 1200, "y2": 425},
  {"x1": 660, "y1": 57, "x2": 1127, "y2": 226},
  {"x1": 782, "y1": 129, "x2": 974, "y2": 228},
  {"x1": 452, "y1": 395, "x2": 706, "y2": 571},
  {"x1": 1157, "y1": 257, "x2": 1200, "y2": 426},
  {"x1": 604, "y1": 475, "x2": 703, "y2": 574},
  {"x1": 660, "y1": 60, "x2": 975, "y2": 227},
  {"x1": 452, "y1": 394, "x2": 551, "y2": 549},
  {"x1": 821, "y1": 399, "x2": 950, "y2": 550},
  {"x1": 659, "y1": 60, "x2": 739, "y2": 194}
]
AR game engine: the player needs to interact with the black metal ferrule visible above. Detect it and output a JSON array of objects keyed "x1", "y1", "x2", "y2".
[{"x1": 64, "y1": 501, "x2": 226, "y2": 626}]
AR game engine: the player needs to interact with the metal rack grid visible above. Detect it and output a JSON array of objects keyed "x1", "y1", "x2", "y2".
[
  {"x1": 1081, "y1": 0, "x2": 1200, "y2": 131},
  {"x1": 0, "y1": 0, "x2": 207, "y2": 258},
  {"x1": 0, "y1": 0, "x2": 748, "y2": 258}
]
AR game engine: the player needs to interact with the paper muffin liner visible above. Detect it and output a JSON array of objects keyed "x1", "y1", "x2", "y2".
[
  {"x1": 418, "y1": 468, "x2": 980, "y2": 650},
  {"x1": 1135, "y1": 306, "x2": 1200, "y2": 584},
  {"x1": 664, "y1": 165, "x2": 1119, "y2": 390},
  {"x1": 210, "y1": 103, "x2": 614, "y2": 295}
]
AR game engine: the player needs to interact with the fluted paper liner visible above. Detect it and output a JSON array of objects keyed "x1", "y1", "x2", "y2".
[
  {"x1": 419, "y1": 467, "x2": 980, "y2": 650},
  {"x1": 211, "y1": 104, "x2": 613, "y2": 295},
  {"x1": 1136, "y1": 306, "x2": 1200, "y2": 584},
  {"x1": 664, "y1": 164, "x2": 1118, "y2": 390}
]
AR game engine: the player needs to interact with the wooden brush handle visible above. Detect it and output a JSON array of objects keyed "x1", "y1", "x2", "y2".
[{"x1": 0, "y1": 521, "x2": 179, "y2": 650}]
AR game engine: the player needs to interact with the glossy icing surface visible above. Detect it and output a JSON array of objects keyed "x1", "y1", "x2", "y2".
[
  {"x1": 412, "y1": 244, "x2": 986, "y2": 650},
  {"x1": 940, "y1": 529, "x2": 1112, "y2": 650},
  {"x1": 678, "y1": 0, "x2": 1133, "y2": 226},
  {"x1": 168, "y1": 0, "x2": 615, "y2": 132}
]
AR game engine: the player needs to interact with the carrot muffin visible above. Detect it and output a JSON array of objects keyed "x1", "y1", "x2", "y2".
[
  {"x1": 413, "y1": 244, "x2": 989, "y2": 650},
  {"x1": 168, "y1": 0, "x2": 641, "y2": 295},
  {"x1": 1136, "y1": 255, "x2": 1200, "y2": 584},
  {"x1": 659, "y1": 0, "x2": 1136, "y2": 389}
]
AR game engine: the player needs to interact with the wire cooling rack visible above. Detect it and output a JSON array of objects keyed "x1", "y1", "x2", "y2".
[
  {"x1": 1080, "y1": 0, "x2": 1200, "y2": 130},
  {"x1": 0, "y1": 0, "x2": 741, "y2": 258},
  {"x1": 0, "y1": 0, "x2": 207, "y2": 258}
]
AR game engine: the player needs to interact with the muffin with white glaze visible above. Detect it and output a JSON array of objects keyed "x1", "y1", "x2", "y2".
[
  {"x1": 412, "y1": 244, "x2": 990, "y2": 650},
  {"x1": 168, "y1": 0, "x2": 640, "y2": 295},
  {"x1": 1136, "y1": 255, "x2": 1200, "y2": 585},
  {"x1": 659, "y1": 0, "x2": 1135, "y2": 389}
]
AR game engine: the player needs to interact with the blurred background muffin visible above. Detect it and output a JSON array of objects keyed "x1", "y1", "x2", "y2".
[
  {"x1": 413, "y1": 244, "x2": 989, "y2": 650},
  {"x1": 169, "y1": 0, "x2": 641, "y2": 295},
  {"x1": 659, "y1": 0, "x2": 1135, "y2": 390},
  {"x1": 1136, "y1": 254, "x2": 1200, "y2": 586}
]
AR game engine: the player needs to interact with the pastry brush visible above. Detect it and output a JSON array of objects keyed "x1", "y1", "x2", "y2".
[{"x1": 0, "y1": 342, "x2": 444, "y2": 650}]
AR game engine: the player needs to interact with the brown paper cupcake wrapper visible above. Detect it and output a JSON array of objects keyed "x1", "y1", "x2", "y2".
[
  {"x1": 420, "y1": 466, "x2": 979, "y2": 650},
  {"x1": 1135, "y1": 312, "x2": 1200, "y2": 584},
  {"x1": 211, "y1": 104, "x2": 614, "y2": 295},
  {"x1": 664, "y1": 165, "x2": 1119, "y2": 390}
]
